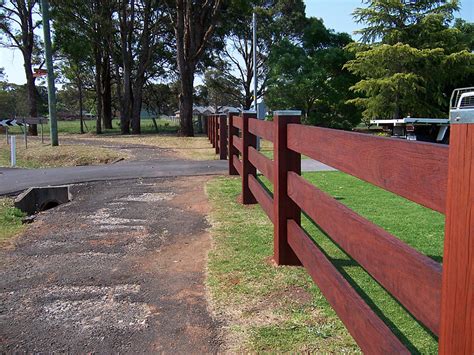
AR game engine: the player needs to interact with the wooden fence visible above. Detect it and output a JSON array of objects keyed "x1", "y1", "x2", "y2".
[{"x1": 206, "y1": 111, "x2": 473, "y2": 354}]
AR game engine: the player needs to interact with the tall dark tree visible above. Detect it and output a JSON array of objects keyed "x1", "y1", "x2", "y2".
[
  {"x1": 115, "y1": 0, "x2": 170, "y2": 134},
  {"x1": 0, "y1": 0, "x2": 42, "y2": 135},
  {"x1": 51, "y1": 1, "x2": 114, "y2": 134},
  {"x1": 167, "y1": 0, "x2": 223, "y2": 136},
  {"x1": 266, "y1": 18, "x2": 361, "y2": 129}
]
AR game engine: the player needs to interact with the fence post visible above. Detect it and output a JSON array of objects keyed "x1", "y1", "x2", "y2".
[
  {"x1": 215, "y1": 116, "x2": 220, "y2": 155},
  {"x1": 228, "y1": 111, "x2": 239, "y2": 175},
  {"x1": 210, "y1": 116, "x2": 213, "y2": 144},
  {"x1": 241, "y1": 111, "x2": 257, "y2": 204},
  {"x1": 203, "y1": 115, "x2": 208, "y2": 137},
  {"x1": 439, "y1": 123, "x2": 473, "y2": 354},
  {"x1": 219, "y1": 114, "x2": 227, "y2": 160},
  {"x1": 211, "y1": 115, "x2": 216, "y2": 148},
  {"x1": 273, "y1": 111, "x2": 302, "y2": 266}
]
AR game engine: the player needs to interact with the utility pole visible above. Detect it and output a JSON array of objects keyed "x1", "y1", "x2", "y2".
[
  {"x1": 41, "y1": 0, "x2": 58, "y2": 146},
  {"x1": 252, "y1": 12, "x2": 257, "y2": 111},
  {"x1": 253, "y1": 11, "x2": 262, "y2": 150}
]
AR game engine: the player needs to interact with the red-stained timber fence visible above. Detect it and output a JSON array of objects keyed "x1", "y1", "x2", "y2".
[{"x1": 206, "y1": 111, "x2": 473, "y2": 354}]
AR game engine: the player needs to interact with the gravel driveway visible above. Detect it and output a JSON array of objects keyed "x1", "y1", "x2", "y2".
[{"x1": 0, "y1": 176, "x2": 221, "y2": 353}]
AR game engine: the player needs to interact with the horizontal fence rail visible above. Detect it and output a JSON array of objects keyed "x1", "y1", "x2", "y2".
[
  {"x1": 287, "y1": 171, "x2": 442, "y2": 334},
  {"x1": 287, "y1": 125, "x2": 449, "y2": 213},
  {"x1": 206, "y1": 111, "x2": 472, "y2": 354}
]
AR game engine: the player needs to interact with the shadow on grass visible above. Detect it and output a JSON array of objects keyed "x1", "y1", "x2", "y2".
[{"x1": 301, "y1": 215, "x2": 436, "y2": 354}]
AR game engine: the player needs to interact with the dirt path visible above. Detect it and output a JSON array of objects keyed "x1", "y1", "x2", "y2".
[{"x1": 0, "y1": 176, "x2": 222, "y2": 353}]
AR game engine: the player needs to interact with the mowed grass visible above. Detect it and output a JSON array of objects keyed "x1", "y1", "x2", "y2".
[
  {"x1": 0, "y1": 140, "x2": 125, "y2": 168},
  {"x1": 4, "y1": 118, "x2": 180, "y2": 135},
  {"x1": 0, "y1": 119, "x2": 214, "y2": 168},
  {"x1": 206, "y1": 171, "x2": 444, "y2": 353},
  {"x1": 71, "y1": 134, "x2": 218, "y2": 161},
  {"x1": 0, "y1": 198, "x2": 25, "y2": 243}
]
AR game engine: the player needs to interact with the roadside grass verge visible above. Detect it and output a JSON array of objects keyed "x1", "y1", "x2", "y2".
[
  {"x1": 70, "y1": 134, "x2": 217, "y2": 161},
  {"x1": 0, "y1": 140, "x2": 125, "y2": 168},
  {"x1": 206, "y1": 172, "x2": 444, "y2": 352},
  {"x1": 0, "y1": 198, "x2": 25, "y2": 243}
]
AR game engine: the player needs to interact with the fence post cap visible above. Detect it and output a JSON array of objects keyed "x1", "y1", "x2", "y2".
[{"x1": 274, "y1": 110, "x2": 302, "y2": 116}]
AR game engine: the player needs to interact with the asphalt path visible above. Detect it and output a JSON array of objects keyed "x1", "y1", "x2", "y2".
[{"x1": 0, "y1": 158, "x2": 334, "y2": 196}]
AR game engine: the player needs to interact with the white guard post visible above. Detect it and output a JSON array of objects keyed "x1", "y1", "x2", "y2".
[{"x1": 10, "y1": 135, "x2": 16, "y2": 167}]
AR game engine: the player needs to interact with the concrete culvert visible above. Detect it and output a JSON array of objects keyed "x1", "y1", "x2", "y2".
[
  {"x1": 40, "y1": 200, "x2": 60, "y2": 211},
  {"x1": 15, "y1": 186, "x2": 72, "y2": 215}
]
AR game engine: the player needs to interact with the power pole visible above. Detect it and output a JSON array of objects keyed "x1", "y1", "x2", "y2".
[
  {"x1": 252, "y1": 11, "x2": 257, "y2": 111},
  {"x1": 41, "y1": 0, "x2": 58, "y2": 146},
  {"x1": 253, "y1": 11, "x2": 262, "y2": 150}
]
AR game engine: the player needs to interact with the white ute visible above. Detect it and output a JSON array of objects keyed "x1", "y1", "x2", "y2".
[{"x1": 370, "y1": 87, "x2": 474, "y2": 144}]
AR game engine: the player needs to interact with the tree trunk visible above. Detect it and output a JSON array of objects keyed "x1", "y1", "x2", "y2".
[
  {"x1": 121, "y1": 65, "x2": 132, "y2": 134},
  {"x1": 179, "y1": 68, "x2": 195, "y2": 137},
  {"x1": 131, "y1": 89, "x2": 142, "y2": 134},
  {"x1": 79, "y1": 83, "x2": 84, "y2": 134},
  {"x1": 102, "y1": 55, "x2": 113, "y2": 129},
  {"x1": 94, "y1": 46, "x2": 103, "y2": 134},
  {"x1": 23, "y1": 52, "x2": 38, "y2": 136}
]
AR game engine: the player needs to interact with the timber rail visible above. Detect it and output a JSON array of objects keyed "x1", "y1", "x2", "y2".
[{"x1": 206, "y1": 111, "x2": 473, "y2": 354}]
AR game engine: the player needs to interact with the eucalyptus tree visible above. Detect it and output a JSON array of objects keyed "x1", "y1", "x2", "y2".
[
  {"x1": 51, "y1": 1, "x2": 115, "y2": 133},
  {"x1": 165, "y1": 0, "x2": 223, "y2": 136},
  {"x1": 0, "y1": 0, "x2": 42, "y2": 135},
  {"x1": 115, "y1": 0, "x2": 172, "y2": 134}
]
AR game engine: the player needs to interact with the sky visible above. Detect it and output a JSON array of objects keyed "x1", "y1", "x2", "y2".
[{"x1": 0, "y1": 0, "x2": 473, "y2": 85}]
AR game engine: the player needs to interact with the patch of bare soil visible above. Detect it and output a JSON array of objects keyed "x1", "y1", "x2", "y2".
[{"x1": 0, "y1": 177, "x2": 221, "y2": 353}]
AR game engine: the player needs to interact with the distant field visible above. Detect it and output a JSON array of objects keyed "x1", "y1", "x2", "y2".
[{"x1": 3, "y1": 117, "x2": 180, "y2": 135}]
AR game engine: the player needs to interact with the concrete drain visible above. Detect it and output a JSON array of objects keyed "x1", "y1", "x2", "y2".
[{"x1": 15, "y1": 186, "x2": 72, "y2": 215}]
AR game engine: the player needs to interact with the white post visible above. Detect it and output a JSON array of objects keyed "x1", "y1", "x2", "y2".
[{"x1": 10, "y1": 135, "x2": 16, "y2": 167}]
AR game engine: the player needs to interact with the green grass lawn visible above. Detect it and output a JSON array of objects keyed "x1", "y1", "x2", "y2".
[
  {"x1": 206, "y1": 171, "x2": 444, "y2": 353},
  {"x1": 4, "y1": 118, "x2": 180, "y2": 136},
  {"x1": 0, "y1": 198, "x2": 26, "y2": 243}
]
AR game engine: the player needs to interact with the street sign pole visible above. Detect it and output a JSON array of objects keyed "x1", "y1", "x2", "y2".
[{"x1": 41, "y1": 0, "x2": 58, "y2": 146}]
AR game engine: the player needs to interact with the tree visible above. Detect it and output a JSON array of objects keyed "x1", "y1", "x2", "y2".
[
  {"x1": 54, "y1": 13, "x2": 95, "y2": 134},
  {"x1": 203, "y1": 67, "x2": 243, "y2": 110},
  {"x1": 0, "y1": 0, "x2": 42, "y2": 135},
  {"x1": 142, "y1": 82, "x2": 175, "y2": 116},
  {"x1": 51, "y1": 1, "x2": 115, "y2": 134},
  {"x1": 167, "y1": 0, "x2": 223, "y2": 136},
  {"x1": 220, "y1": 0, "x2": 306, "y2": 109},
  {"x1": 58, "y1": 61, "x2": 94, "y2": 133},
  {"x1": 266, "y1": 18, "x2": 361, "y2": 129},
  {"x1": 346, "y1": 0, "x2": 474, "y2": 121},
  {"x1": 115, "y1": 0, "x2": 171, "y2": 134},
  {"x1": 0, "y1": 69, "x2": 16, "y2": 117}
]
